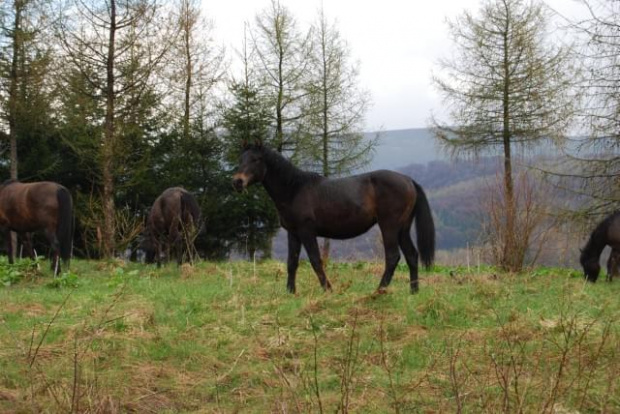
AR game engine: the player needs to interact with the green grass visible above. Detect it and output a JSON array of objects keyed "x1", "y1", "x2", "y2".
[{"x1": 1, "y1": 258, "x2": 619, "y2": 413}]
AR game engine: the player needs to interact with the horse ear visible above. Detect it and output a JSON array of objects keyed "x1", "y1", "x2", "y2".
[{"x1": 241, "y1": 139, "x2": 249, "y2": 149}]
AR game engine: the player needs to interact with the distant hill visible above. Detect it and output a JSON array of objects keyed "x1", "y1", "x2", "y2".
[
  {"x1": 364, "y1": 128, "x2": 442, "y2": 170},
  {"x1": 265, "y1": 129, "x2": 582, "y2": 267}
]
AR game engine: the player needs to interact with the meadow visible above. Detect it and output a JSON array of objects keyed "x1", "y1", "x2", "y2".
[{"x1": 0, "y1": 258, "x2": 619, "y2": 413}]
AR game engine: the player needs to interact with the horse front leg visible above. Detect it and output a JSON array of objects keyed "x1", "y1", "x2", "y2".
[
  {"x1": 287, "y1": 232, "x2": 302, "y2": 293},
  {"x1": 6, "y1": 231, "x2": 14, "y2": 265},
  {"x1": 21, "y1": 233, "x2": 36, "y2": 260},
  {"x1": 300, "y1": 234, "x2": 332, "y2": 292}
]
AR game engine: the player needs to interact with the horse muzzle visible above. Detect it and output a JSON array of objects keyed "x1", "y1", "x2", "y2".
[{"x1": 232, "y1": 173, "x2": 248, "y2": 192}]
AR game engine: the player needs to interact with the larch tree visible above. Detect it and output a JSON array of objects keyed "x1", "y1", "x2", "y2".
[
  {"x1": 305, "y1": 8, "x2": 374, "y2": 260},
  {"x1": 251, "y1": 0, "x2": 311, "y2": 154},
  {"x1": 166, "y1": 0, "x2": 225, "y2": 140},
  {"x1": 57, "y1": 0, "x2": 171, "y2": 258},
  {"x1": 432, "y1": 0, "x2": 573, "y2": 271}
]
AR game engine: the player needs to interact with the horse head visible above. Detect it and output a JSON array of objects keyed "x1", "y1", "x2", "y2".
[
  {"x1": 233, "y1": 144, "x2": 267, "y2": 192},
  {"x1": 580, "y1": 252, "x2": 600, "y2": 282},
  {"x1": 138, "y1": 230, "x2": 157, "y2": 264}
]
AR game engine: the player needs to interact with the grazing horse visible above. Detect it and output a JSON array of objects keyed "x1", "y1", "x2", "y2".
[
  {"x1": 580, "y1": 211, "x2": 620, "y2": 282},
  {"x1": 232, "y1": 143, "x2": 435, "y2": 294},
  {"x1": 142, "y1": 187, "x2": 201, "y2": 266},
  {"x1": 0, "y1": 180, "x2": 74, "y2": 275}
]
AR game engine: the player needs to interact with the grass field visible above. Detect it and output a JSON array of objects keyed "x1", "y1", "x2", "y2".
[{"x1": 0, "y1": 258, "x2": 619, "y2": 413}]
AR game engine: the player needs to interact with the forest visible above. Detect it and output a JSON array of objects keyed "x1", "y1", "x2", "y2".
[{"x1": 1, "y1": 0, "x2": 619, "y2": 273}]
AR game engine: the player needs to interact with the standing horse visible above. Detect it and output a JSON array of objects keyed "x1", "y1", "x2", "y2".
[
  {"x1": 0, "y1": 180, "x2": 74, "y2": 275},
  {"x1": 233, "y1": 143, "x2": 435, "y2": 294},
  {"x1": 142, "y1": 187, "x2": 201, "y2": 266},
  {"x1": 580, "y1": 211, "x2": 620, "y2": 282}
]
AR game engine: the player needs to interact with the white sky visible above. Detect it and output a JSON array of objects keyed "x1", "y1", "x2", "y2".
[{"x1": 203, "y1": 0, "x2": 586, "y2": 131}]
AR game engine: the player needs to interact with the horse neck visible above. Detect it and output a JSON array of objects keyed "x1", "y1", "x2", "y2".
[
  {"x1": 261, "y1": 151, "x2": 318, "y2": 205},
  {"x1": 581, "y1": 230, "x2": 606, "y2": 264}
]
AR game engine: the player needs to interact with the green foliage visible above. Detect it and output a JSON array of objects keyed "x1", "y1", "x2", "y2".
[
  {"x1": 0, "y1": 258, "x2": 41, "y2": 286},
  {"x1": 46, "y1": 271, "x2": 80, "y2": 289},
  {"x1": 219, "y1": 81, "x2": 280, "y2": 258}
]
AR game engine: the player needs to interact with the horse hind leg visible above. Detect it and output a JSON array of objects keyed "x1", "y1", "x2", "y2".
[
  {"x1": 398, "y1": 228, "x2": 420, "y2": 293},
  {"x1": 607, "y1": 249, "x2": 619, "y2": 282},
  {"x1": 44, "y1": 228, "x2": 61, "y2": 276}
]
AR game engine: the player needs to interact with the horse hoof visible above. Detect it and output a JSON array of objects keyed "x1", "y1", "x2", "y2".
[{"x1": 376, "y1": 287, "x2": 388, "y2": 294}]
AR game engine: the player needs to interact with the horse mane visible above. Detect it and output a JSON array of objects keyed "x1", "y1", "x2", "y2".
[
  {"x1": 258, "y1": 146, "x2": 322, "y2": 191},
  {"x1": 580, "y1": 211, "x2": 620, "y2": 264}
]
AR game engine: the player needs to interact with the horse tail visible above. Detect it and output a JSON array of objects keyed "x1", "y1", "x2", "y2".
[
  {"x1": 56, "y1": 187, "x2": 74, "y2": 265},
  {"x1": 412, "y1": 180, "x2": 435, "y2": 269},
  {"x1": 181, "y1": 191, "x2": 201, "y2": 233}
]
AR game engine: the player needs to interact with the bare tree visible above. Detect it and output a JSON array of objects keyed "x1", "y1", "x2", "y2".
[
  {"x1": 558, "y1": 0, "x2": 620, "y2": 217},
  {"x1": 251, "y1": 0, "x2": 311, "y2": 153},
  {"x1": 164, "y1": 0, "x2": 225, "y2": 140},
  {"x1": 432, "y1": 0, "x2": 574, "y2": 271},
  {"x1": 57, "y1": 0, "x2": 171, "y2": 258}
]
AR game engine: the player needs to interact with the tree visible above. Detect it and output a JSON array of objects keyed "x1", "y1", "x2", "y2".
[
  {"x1": 221, "y1": 32, "x2": 279, "y2": 259},
  {"x1": 251, "y1": 0, "x2": 311, "y2": 154},
  {"x1": 432, "y1": 0, "x2": 573, "y2": 271},
  {"x1": 561, "y1": 0, "x2": 620, "y2": 216},
  {"x1": 1, "y1": 0, "x2": 56, "y2": 259},
  {"x1": 305, "y1": 9, "x2": 374, "y2": 259},
  {"x1": 57, "y1": 0, "x2": 171, "y2": 258},
  {"x1": 165, "y1": 0, "x2": 225, "y2": 140},
  {"x1": 0, "y1": 0, "x2": 56, "y2": 179}
]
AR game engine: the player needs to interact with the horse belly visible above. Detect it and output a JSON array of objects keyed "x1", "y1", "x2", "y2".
[{"x1": 316, "y1": 216, "x2": 376, "y2": 239}]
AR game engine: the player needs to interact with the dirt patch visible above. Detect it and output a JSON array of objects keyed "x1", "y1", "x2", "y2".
[{"x1": 3, "y1": 302, "x2": 47, "y2": 317}]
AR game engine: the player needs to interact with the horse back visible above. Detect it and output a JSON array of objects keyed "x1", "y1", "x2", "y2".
[
  {"x1": 287, "y1": 170, "x2": 416, "y2": 238},
  {"x1": 315, "y1": 170, "x2": 415, "y2": 213},
  {"x1": 0, "y1": 181, "x2": 64, "y2": 232},
  {"x1": 147, "y1": 187, "x2": 197, "y2": 234}
]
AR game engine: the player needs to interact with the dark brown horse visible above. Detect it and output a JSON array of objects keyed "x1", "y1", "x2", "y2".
[
  {"x1": 233, "y1": 144, "x2": 435, "y2": 294},
  {"x1": 580, "y1": 211, "x2": 620, "y2": 282},
  {"x1": 142, "y1": 187, "x2": 201, "y2": 266},
  {"x1": 0, "y1": 180, "x2": 74, "y2": 275}
]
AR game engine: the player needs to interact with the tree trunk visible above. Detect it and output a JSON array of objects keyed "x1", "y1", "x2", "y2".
[
  {"x1": 8, "y1": 1, "x2": 23, "y2": 262},
  {"x1": 502, "y1": 21, "x2": 516, "y2": 271},
  {"x1": 182, "y1": 0, "x2": 192, "y2": 140},
  {"x1": 101, "y1": 0, "x2": 118, "y2": 258}
]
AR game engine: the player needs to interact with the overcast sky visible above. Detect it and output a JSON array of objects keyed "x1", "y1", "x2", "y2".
[{"x1": 203, "y1": 0, "x2": 586, "y2": 132}]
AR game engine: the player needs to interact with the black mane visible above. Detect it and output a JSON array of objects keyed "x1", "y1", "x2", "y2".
[{"x1": 255, "y1": 146, "x2": 322, "y2": 191}]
